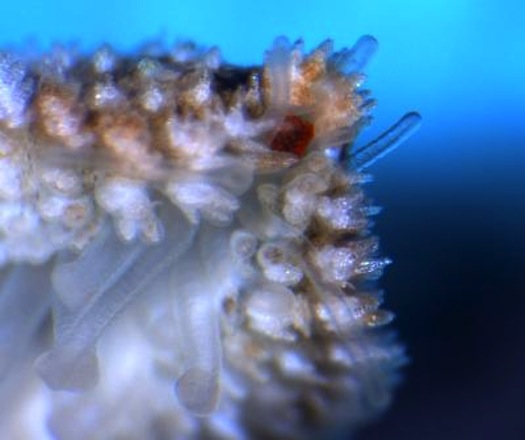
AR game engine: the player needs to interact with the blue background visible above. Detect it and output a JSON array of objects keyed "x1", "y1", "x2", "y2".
[{"x1": 1, "y1": 1, "x2": 524, "y2": 439}]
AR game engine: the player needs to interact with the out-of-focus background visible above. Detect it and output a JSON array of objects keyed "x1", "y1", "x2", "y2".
[{"x1": 1, "y1": 1, "x2": 523, "y2": 438}]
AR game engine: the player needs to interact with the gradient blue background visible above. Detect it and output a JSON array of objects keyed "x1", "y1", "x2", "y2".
[{"x1": 1, "y1": 1, "x2": 523, "y2": 439}]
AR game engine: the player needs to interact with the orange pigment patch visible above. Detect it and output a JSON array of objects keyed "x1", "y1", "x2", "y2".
[{"x1": 270, "y1": 114, "x2": 314, "y2": 157}]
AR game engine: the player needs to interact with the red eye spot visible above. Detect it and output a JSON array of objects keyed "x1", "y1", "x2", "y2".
[{"x1": 270, "y1": 114, "x2": 315, "y2": 157}]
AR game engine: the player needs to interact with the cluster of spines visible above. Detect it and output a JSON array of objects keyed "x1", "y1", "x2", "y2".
[{"x1": 0, "y1": 36, "x2": 419, "y2": 439}]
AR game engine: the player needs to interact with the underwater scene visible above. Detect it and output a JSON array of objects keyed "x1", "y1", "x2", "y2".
[{"x1": 0, "y1": 0, "x2": 523, "y2": 439}]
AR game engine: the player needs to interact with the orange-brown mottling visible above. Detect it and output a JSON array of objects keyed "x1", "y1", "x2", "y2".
[
  {"x1": 290, "y1": 51, "x2": 327, "y2": 107},
  {"x1": 301, "y1": 51, "x2": 327, "y2": 83},
  {"x1": 312, "y1": 76, "x2": 362, "y2": 137},
  {"x1": 34, "y1": 81, "x2": 89, "y2": 149},
  {"x1": 93, "y1": 110, "x2": 157, "y2": 173},
  {"x1": 8, "y1": 41, "x2": 365, "y2": 179}
]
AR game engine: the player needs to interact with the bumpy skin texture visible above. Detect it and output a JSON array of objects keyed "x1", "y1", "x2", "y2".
[{"x1": 0, "y1": 37, "x2": 405, "y2": 439}]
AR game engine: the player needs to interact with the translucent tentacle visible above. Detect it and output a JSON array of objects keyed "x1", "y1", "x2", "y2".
[
  {"x1": 51, "y1": 222, "x2": 143, "y2": 312},
  {"x1": 38, "y1": 228, "x2": 145, "y2": 390},
  {"x1": 331, "y1": 35, "x2": 378, "y2": 74},
  {"x1": 35, "y1": 204, "x2": 195, "y2": 391},
  {"x1": 173, "y1": 271, "x2": 222, "y2": 416},
  {"x1": 0, "y1": 265, "x2": 51, "y2": 377},
  {"x1": 264, "y1": 36, "x2": 293, "y2": 111},
  {"x1": 345, "y1": 112, "x2": 422, "y2": 171},
  {"x1": 172, "y1": 227, "x2": 234, "y2": 416}
]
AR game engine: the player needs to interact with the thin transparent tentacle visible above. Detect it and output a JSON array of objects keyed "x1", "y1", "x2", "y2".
[
  {"x1": 346, "y1": 112, "x2": 422, "y2": 171},
  {"x1": 35, "y1": 204, "x2": 195, "y2": 391},
  {"x1": 0, "y1": 265, "x2": 51, "y2": 377},
  {"x1": 172, "y1": 227, "x2": 234, "y2": 416},
  {"x1": 172, "y1": 267, "x2": 222, "y2": 416},
  {"x1": 52, "y1": 222, "x2": 143, "y2": 312},
  {"x1": 264, "y1": 36, "x2": 293, "y2": 111},
  {"x1": 331, "y1": 35, "x2": 379, "y2": 74}
]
